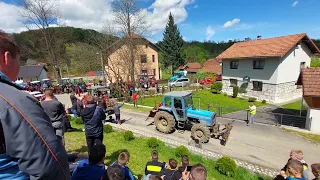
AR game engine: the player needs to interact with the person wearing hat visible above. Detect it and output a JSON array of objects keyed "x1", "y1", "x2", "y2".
[{"x1": 145, "y1": 150, "x2": 166, "y2": 176}]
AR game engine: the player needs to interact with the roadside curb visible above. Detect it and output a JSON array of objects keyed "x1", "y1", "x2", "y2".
[{"x1": 105, "y1": 122, "x2": 278, "y2": 177}]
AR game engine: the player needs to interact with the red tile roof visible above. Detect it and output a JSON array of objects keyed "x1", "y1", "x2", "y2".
[
  {"x1": 179, "y1": 63, "x2": 202, "y2": 73},
  {"x1": 297, "y1": 67, "x2": 320, "y2": 96},
  {"x1": 202, "y1": 59, "x2": 222, "y2": 75},
  {"x1": 217, "y1": 33, "x2": 320, "y2": 59}
]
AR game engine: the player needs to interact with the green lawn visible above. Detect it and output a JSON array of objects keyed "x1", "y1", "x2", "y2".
[
  {"x1": 282, "y1": 128, "x2": 320, "y2": 144},
  {"x1": 65, "y1": 121, "x2": 271, "y2": 180},
  {"x1": 135, "y1": 90, "x2": 266, "y2": 114},
  {"x1": 282, "y1": 100, "x2": 307, "y2": 116}
]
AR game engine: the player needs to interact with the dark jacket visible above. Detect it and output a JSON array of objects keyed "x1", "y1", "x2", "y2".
[
  {"x1": 81, "y1": 104, "x2": 106, "y2": 137},
  {"x1": 111, "y1": 161, "x2": 136, "y2": 180},
  {"x1": 160, "y1": 168, "x2": 177, "y2": 180},
  {"x1": 0, "y1": 72, "x2": 70, "y2": 179},
  {"x1": 171, "y1": 166, "x2": 186, "y2": 180},
  {"x1": 145, "y1": 160, "x2": 165, "y2": 176},
  {"x1": 71, "y1": 159, "x2": 105, "y2": 180}
]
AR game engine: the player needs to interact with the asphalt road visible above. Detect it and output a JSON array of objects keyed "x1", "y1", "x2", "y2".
[{"x1": 56, "y1": 94, "x2": 319, "y2": 172}]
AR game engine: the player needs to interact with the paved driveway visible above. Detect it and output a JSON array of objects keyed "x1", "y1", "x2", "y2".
[{"x1": 56, "y1": 94, "x2": 319, "y2": 172}]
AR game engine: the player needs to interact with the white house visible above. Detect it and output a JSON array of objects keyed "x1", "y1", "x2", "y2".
[
  {"x1": 217, "y1": 33, "x2": 320, "y2": 103},
  {"x1": 297, "y1": 67, "x2": 320, "y2": 132},
  {"x1": 17, "y1": 65, "x2": 48, "y2": 83}
]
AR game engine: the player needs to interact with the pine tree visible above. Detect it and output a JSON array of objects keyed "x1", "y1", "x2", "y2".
[{"x1": 160, "y1": 13, "x2": 184, "y2": 75}]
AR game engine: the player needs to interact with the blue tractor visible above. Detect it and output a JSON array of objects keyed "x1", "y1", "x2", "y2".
[{"x1": 152, "y1": 91, "x2": 217, "y2": 143}]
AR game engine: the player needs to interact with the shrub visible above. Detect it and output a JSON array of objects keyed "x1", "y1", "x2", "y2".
[
  {"x1": 123, "y1": 131, "x2": 135, "y2": 141},
  {"x1": 248, "y1": 97, "x2": 257, "y2": 102},
  {"x1": 211, "y1": 89, "x2": 218, "y2": 94},
  {"x1": 239, "y1": 97, "x2": 245, "y2": 100},
  {"x1": 223, "y1": 93, "x2": 228, "y2": 96},
  {"x1": 212, "y1": 82, "x2": 223, "y2": 92},
  {"x1": 174, "y1": 145, "x2": 190, "y2": 157},
  {"x1": 239, "y1": 89, "x2": 247, "y2": 94},
  {"x1": 262, "y1": 99, "x2": 267, "y2": 104},
  {"x1": 66, "y1": 114, "x2": 73, "y2": 121},
  {"x1": 216, "y1": 156, "x2": 237, "y2": 177},
  {"x1": 147, "y1": 137, "x2": 160, "y2": 149},
  {"x1": 232, "y1": 86, "x2": 239, "y2": 98},
  {"x1": 103, "y1": 124, "x2": 113, "y2": 133},
  {"x1": 75, "y1": 117, "x2": 84, "y2": 124}
]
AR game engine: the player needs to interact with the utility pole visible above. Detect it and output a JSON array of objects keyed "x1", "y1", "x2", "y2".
[{"x1": 97, "y1": 52, "x2": 106, "y2": 84}]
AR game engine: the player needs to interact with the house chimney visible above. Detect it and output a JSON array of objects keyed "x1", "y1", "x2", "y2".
[{"x1": 257, "y1": 35, "x2": 262, "y2": 40}]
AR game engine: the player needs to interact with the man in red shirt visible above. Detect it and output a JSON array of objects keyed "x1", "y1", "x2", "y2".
[{"x1": 132, "y1": 92, "x2": 139, "y2": 107}]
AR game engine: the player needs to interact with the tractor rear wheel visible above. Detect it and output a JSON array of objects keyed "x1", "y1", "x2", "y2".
[
  {"x1": 154, "y1": 111, "x2": 176, "y2": 133},
  {"x1": 191, "y1": 124, "x2": 211, "y2": 143}
]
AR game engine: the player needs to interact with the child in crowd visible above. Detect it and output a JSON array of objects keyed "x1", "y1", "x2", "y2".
[
  {"x1": 284, "y1": 160, "x2": 305, "y2": 180},
  {"x1": 102, "y1": 165, "x2": 124, "y2": 180},
  {"x1": 111, "y1": 151, "x2": 136, "y2": 180},
  {"x1": 311, "y1": 163, "x2": 320, "y2": 180},
  {"x1": 281, "y1": 150, "x2": 310, "y2": 180},
  {"x1": 144, "y1": 150, "x2": 166, "y2": 176},
  {"x1": 72, "y1": 144, "x2": 106, "y2": 180},
  {"x1": 160, "y1": 158, "x2": 178, "y2": 180}
]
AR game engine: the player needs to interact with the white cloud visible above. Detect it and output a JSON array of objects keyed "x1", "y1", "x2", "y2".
[
  {"x1": 0, "y1": 2, "x2": 27, "y2": 33},
  {"x1": 292, "y1": 1, "x2": 298, "y2": 7},
  {"x1": 147, "y1": 0, "x2": 195, "y2": 34},
  {"x1": 0, "y1": 0, "x2": 194, "y2": 36},
  {"x1": 205, "y1": 26, "x2": 215, "y2": 41},
  {"x1": 223, "y1": 18, "x2": 240, "y2": 28},
  {"x1": 193, "y1": 5, "x2": 198, "y2": 8}
]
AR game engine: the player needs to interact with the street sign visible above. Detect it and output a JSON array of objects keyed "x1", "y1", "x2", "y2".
[{"x1": 243, "y1": 76, "x2": 250, "y2": 83}]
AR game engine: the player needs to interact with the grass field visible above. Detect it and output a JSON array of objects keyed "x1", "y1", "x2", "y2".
[
  {"x1": 134, "y1": 90, "x2": 266, "y2": 114},
  {"x1": 65, "y1": 121, "x2": 271, "y2": 180},
  {"x1": 281, "y1": 100, "x2": 307, "y2": 116},
  {"x1": 282, "y1": 128, "x2": 320, "y2": 144}
]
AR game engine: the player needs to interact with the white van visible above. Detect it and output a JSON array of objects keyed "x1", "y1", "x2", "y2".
[{"x1": 168, "y1": 78, "x2": 190, "y2": 87}]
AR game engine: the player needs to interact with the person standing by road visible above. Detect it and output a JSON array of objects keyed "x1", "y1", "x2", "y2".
[
  {"x1": 132, "y1": 91, "x2": 139, "y2": 107},
  {"x1": 113, "y1": 102, "x2": 125, "y2": 124},
  {"x1": 248, "y1": 102, "x2": 256, "y2": 126},
  {"x1": 0, "y1": 32, "x2": 69, "y2": 179},
  {"x1": 41, "y1": 88, "x2": 66, "y2": 145},
  {"x1": 81, "y1": 95, "x2": 106, "y2": 153}
]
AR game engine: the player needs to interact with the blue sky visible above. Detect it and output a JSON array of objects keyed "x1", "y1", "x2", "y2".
[{"x1": 1, "y1": 0, "x2": 319, "y2": 42}]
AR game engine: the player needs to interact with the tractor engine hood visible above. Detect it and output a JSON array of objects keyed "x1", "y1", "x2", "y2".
[{"x1": 187, "y1": 108, "x2": 216, "y2": 126}]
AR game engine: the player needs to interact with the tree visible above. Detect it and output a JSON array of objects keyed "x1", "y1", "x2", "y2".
[
  {"x1": 160, "y1": 13, "x2": 184, "y2": 75},
  {"x1": 111, "y1": 0, "x2": 149, "y2": 85},
  {"x1": 21, "y1": 0, "x2": 70, "y2": 80}
]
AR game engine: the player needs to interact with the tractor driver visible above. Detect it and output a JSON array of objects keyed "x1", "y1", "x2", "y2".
[{"x1": 174, "y1": 98, "x2": 183, "y2": 117}]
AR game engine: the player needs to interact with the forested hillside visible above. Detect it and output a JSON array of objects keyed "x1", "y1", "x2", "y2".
[{"x1": 9, "y1": 26, "x2": 320, "y2": 75}]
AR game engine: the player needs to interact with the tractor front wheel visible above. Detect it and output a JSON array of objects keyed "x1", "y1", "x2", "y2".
[
  {"x1": 191, "y1": 124, "x2": 211, "y2": 143},
  {"x1": 154, "y1": 111, "x2": 176, "y2": 134}
]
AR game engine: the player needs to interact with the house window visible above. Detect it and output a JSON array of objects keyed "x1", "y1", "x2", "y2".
[
  {"x1": 141, "y1": 55, "x2": 147, "y2": 63},
  {"x1": 253, "y1": 81, "x2": 263, "y2": 91},
  {"x1": 230, "y1": 61, "x2": 239, "y2": 69},
  {"x1": 142, "y1": 70, "x2": 147, "y2": 75},
  {"x1": 300, "y1": 62, "x2": 305, "y2": 70},
  {"x1": 253, "y1": 60, "x2": 265, "y2": 69},
  {"x1": 152, "y1": 55, "x2": 155, "y2": 62},
  {"x1": 230, "y1": 79, "x2": 238, "y2": 86},
  {"x1": 153, "y1": 69, "x2": 156, "y2": 76}
]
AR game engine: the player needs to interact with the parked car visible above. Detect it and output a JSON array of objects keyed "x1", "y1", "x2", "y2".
[
  {"x1": 199, "y1": 78, "x2": 214, "y2": 85},
  {"x1": 168, "y1": 78, "x2": 189, "y2": 87}
]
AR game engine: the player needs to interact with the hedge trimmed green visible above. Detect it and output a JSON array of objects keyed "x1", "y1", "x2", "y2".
[
  {"x1": 174, "y1": 145, "x2": 190, "y2": 157},
  {"x1": 123, "y1": 131, "x2": 135, "y2": 141},
  {"x1": 216, "y1": 156, "x2": 237, "y2": 177}
]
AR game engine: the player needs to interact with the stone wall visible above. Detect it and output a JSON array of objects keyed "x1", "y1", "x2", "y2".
[{"x1": 222, "y1": 79, "x2": 302, "y2": 103}]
